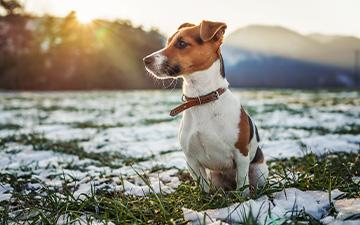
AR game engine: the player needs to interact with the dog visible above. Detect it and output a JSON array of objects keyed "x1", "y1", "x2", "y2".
[{"x1": 143, "y1": 20, "x2": 268, "y2": 195}]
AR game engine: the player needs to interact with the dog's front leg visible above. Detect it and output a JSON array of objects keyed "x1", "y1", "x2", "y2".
[
  {"x1": 186, "y1": 157, "x2": 210, "y2": 192},
  {"x1": 234, "y1": 151, "x2": 250, "y2": 196}
]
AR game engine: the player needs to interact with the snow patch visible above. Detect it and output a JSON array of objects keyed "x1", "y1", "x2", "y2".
[
  {"x1": 0, "y1": 183, "x2": 13, "y2": 202},
  {"x1": 183, "y1": 188, "x2": 346, "y2": 225}
]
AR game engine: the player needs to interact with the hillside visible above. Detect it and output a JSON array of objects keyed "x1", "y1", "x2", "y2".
[
  {"x1": 0, "y1": 14, "x2": 164, "y2": 90},
  {"x1": 222, "y1": 46, "x2": 354, "y2": 88},
  {"x1": 225, "y1": 25, "x2": 360, "y2": 69}
]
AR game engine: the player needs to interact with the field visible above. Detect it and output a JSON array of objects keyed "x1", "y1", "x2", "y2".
[{"x1": 0, "y1": 90, "x2": 359, "y2": 224}]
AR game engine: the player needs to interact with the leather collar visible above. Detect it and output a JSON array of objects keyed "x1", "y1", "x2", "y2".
[{"x1": 169, "y1": 88, "x2": 227, "y2": 117}]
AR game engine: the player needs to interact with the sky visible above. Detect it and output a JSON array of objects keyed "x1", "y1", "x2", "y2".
[{"x1": 23, "y1": 0, "x2": 360, "y2": 37}]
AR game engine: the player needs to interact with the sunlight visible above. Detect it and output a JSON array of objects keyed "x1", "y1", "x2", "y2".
[{"x1": 76, "y1": 10, "x2": 95, "y2": 24}]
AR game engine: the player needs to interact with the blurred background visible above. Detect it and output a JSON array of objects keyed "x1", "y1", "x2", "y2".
[
  {"x1": 1, "y1": 2, "x2": 360, "y2": 223},
  {"x1": 0, "y1": 0, "x2": 360, "y2": 90}
]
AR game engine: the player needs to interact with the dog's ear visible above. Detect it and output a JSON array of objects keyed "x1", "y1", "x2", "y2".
[
  {"x1": 178, "y1": 22, "x2": 195, "y2": 30},
  {"x1": 200, "y1": 20, "x2": 227, "y2": 42}
]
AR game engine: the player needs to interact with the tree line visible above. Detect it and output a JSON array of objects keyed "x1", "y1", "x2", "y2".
[{"x1": 0, "y1": 1, "x2": 164, "y2": 90}]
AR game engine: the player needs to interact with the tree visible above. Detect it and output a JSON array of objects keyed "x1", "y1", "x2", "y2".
[{"x1": 0, "y1": 0, "x2": 23, "y2": 16}]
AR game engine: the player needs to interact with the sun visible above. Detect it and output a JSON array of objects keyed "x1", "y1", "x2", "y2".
[{"x1": 76, "y1": 10, "x2": 96, "y2": 24}]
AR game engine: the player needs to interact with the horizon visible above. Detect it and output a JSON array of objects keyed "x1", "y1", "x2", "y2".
[
  {"x1": 1, "y1": 0, "x2": 359, "y2": 91},
  {"x1": 18, "y1": 0, "x2": 360, "y2": 38}
]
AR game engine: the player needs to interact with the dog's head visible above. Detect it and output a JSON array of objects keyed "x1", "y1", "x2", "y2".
[{"x1": 143, "y1": 20, "x2": 227, "y2": 79}]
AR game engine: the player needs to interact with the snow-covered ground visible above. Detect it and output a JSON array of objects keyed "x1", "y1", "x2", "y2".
[
  {"x1": 0, "y1": 90, "x2": 359, "y2": 223},
  {"x1": 184, "y1": 188, "x2": 360, "y2": 225}
]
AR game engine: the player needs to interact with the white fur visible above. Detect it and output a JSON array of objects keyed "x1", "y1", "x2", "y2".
[
  {"x1": 144, "y1": 49, "x2": 173, "y2": 79},
  {"x1": 179, "y1": 60, "x2": 266, "y2": 194}
]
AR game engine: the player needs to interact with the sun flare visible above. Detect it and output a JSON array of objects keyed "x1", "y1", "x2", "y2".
[{"x1": 76, "y1": 10, "x2": 96, "y2": 24}]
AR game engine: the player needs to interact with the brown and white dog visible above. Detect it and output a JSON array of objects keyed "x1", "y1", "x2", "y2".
[{"x1": 143, "y1": 20, "x2": 268, "y2": 195}]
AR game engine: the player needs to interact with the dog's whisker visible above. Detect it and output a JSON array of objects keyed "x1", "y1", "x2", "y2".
[
  {"x1": 169, "y1": 77, "x2": 179, "y2": 93},
  {"x1": 164, "y1": 77, "x2": 177, "y2": 89}
]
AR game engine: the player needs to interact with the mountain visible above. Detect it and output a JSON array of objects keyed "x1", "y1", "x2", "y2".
[
  {"x1": 222, "y1": 46, "x2": 354, "y2": 88},
  {"x1": 223, "y1": 25, "x2": 360, "y2": 88},
  {"x1": 225, "y1": 25, "x2": 360, "y2": 69}
]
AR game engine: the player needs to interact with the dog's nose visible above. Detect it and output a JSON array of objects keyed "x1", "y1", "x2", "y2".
[{"x1": 143, "y1": 56, "x2": 154, "y2": 65}]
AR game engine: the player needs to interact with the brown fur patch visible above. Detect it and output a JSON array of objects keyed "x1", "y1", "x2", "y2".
[
  {"x1": 163, "y1": 21, "x2": 226, "y2": 75},
  {"x1": 251, "y1": 147, "x2": 264, "y2": 164},
  {"x1": 234, "y1": 107, "x2": 250, "y2": 156},
  {"x1": 164, "y1": 26, "x2": 219, "y2": 74},
  {"x1": 167, "y1": 31, "x2": 178, "y2": 45},
  {"x1": 167, "y1": 23, "x2": 196, "y2": 45},
  {"x1": 178, "y1": 22, "x2": 195, "y2": 30}
]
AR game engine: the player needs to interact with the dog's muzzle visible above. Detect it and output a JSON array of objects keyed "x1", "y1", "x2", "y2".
[{"x1": 143, "y1": 52, "x2": 181, "y2": 78}]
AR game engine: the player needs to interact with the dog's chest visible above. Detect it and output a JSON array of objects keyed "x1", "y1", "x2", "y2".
[{"x1": 179, "y1": 93, "x2": 241, "y2": 170}]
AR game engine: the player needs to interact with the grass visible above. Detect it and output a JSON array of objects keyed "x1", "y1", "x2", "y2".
[
  {"x1": 141, "y1": 118, "x2": 175, "y2": 125},
  {"x1": 0, "y1": 124, "x2": 21, "y2": 130},
  {"x1": 1, "y1": 151, "x2": 359, "y2": 224},
  {"x1": 260, "y1": 123, "x2": 360, "y2": 137},
  {"x1": 0, "y1": 134, "x2": 154, "y2": 168},
  {"x1": 71, "y1": 122, "x2": 125, "y2": 129},
  {"x1": 0, "y1": 90, "x2": 359, "y2": 224}
]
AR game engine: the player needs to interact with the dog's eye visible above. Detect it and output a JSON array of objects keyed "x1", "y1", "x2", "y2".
[{"x1": 175, "y1": 40, "x2": 188, "y2": 49}]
